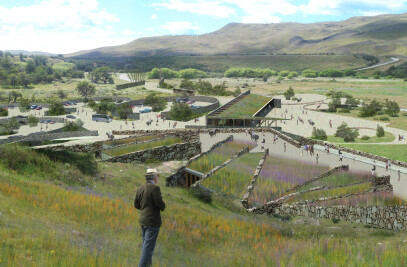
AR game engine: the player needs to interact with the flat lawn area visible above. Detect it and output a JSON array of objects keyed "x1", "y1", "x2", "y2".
[
  {"x1": 201, "y1": 152, "x2": 263, "y2": 198},
  {"x1": 325, "y1": 131, "x2": 395, "y2": 143},
  {"x1": 103, "y1": 136, "x2": 182, "y2": 156},
  {"x1": 333, "y1": 108, "x2": 407, "y2": 132},
  {"x1": 217, "y1": 94, "x2": 271, "y2": 117},
  {"x1": 340, "y1": 144, "x2": 407, "y2": 163}
]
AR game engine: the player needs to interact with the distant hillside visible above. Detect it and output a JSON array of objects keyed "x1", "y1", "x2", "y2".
[
  {"x1": 67, "y1": 13, "x2": 407, "y2": 59},
  {"x1": 6, "y1": 50, "x2": 56, "y2": 56}
]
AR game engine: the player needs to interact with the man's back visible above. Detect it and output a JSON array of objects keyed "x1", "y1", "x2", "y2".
[{"x1": 135, "y1": 182, "x2": 166, "y2": 227}]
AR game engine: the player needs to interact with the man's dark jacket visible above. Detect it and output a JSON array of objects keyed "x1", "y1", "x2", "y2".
[{"x1": 134, "y1": 182, "x2": 166, "y2": 227}]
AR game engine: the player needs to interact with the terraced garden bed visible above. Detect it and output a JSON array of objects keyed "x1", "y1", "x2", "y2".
[
  {"x1": 286, "y1": 183, "x2": 372, "y2": 204},
  {"x1": 103, "y1": 134, "x2": 163, "y2": 147},
  {"x1": 201, "y1": 153, "x2": 263, "y2": 198},
  {"x1": 308, "y1": 192, "x2": 407, "y2": 206},
  {"x1": 188, "y1": 140, "x2": 256, "y2": 174},
  {"x1": 103, "y1": 136, "x2": 183, "y2": 157},
  {"x1": 248, "y1": 156, "x2": 328, "y2": 207},
  {"x1": 294, "y1": 171, "x2": 371, "y2": 192},
  {"x1": 215, "y1": 94, "x2": 271, "y2": 118}
]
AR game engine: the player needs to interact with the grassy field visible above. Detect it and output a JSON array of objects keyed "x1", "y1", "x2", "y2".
[
  {"x1": 103, "y1": 137, "x2": 182, "y2": 157},
  {"x1": 325, "y1": 131, "x2": 395, "y2": 143},
  {"x1": 201, "y1": 152, "x2": 262, "y2": 198},
  {"x1": 2, "y1": 145, "x2": 407, "y2": 265},
  {"x1": 339, "y1": 144, "x2": 407, "y2": 163}
]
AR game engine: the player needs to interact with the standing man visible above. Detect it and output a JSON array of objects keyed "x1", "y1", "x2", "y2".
[{"x1": 134, "y1": 169, "x2": 166, "y2": 267}]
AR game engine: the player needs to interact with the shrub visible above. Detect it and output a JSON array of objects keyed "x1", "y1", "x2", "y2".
[
  {"x1": 332, "y1": 218, "x2": 340, "y2": 224},
  {"x1": 19, "y1": 98, "x2": 30, "y2": 113},
  {"x1": 319, "y1": 69, "x2": 344, "y2": 77},
  {"x1": 335, "y1": 122, "x2": 359, "y2": 142},
  {"x1": 189, "y1": 186, "x2": 212, "y2": 204},
  {"x1": 178, "y1": 68, "x2": 208, "y2": 79},
  {"x1": 379, "y1": 116, "x2": 390, "y2": 121},
  {"x1": 376, "y1": 125, "x2": 385, "y2": 137},
  {"x1": 312, "y1": 127, "x2": 327, "y2": 140},
  {"x1": 63, "y1": 119, "x2": 84, "y2": 132},
  {"x1": 359, "y1": 100, "x2": 382, "y2": 117},
  {"x1": 283, "y1": 86, "x2": 295, "y2": 100},
  {"x1": 88, "y1": 99, "x2": 96, "y2": 107},
  {"x1": 159, "y1": 82, "x2": 174, "y2": 89},
  {"x1": 278, "y1": 70, "x2": 290, "y2": 77},
  {"x1": 0, "y1": 107, "x2": 8, "y2": 117},
  {"x1": 373, "y1": 75, "x2": 380, "y2": 79},
  {"x1": 328, "y1": 98, "x2": 341, "y2": 112},
  {"x1": 0, "y1": 118, "x2": 20, "y2": 135},
  {"x1": 361, "y1": 135, "x2": 370, "y2": 140},
  {"x1": 147, "y1": 68, "x2": 178, "y2": 79},
  {"x1": 339, "y1": 108, "x2": 350, "y2": 113}
]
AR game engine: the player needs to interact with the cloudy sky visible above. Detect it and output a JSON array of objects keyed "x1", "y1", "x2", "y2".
[{"x1": 0, "y1": 0, "x2": 406, "y2": 54}]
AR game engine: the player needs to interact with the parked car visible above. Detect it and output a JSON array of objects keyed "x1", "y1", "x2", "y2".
[
  {"x1": 191, "y1": 105, "x2": 203, "y2": 109},
  {"x1": 30, "y1": 105, "x2": 37, "y2": 109},
  {"x1": 16, "y1": 115, "x2": 27, "y2": 119},
  {"x1": 175, "y1": 98, "x2": 189, "y2": 103},
  {"x1": 40, "y1": 119, "x2": 51, "y2": 124},
  {"x1": 63, "y1": 103, "x2": 70, "y2": 106},
  {"x1": 49, "y1": 121, "x2": 56, "y2": 124},
  {"x1": 139, "y1": 108, "x2": 152, "y2": 113},
  {"x1": 66, "y1": 115, "x2": 76, "y2": 119},
  {"x1": 35, "y1": 106, "x2": 42, "y2": 110},
  {"x1": 187, "y1": 100, "x2": 195, "y2": 104}
]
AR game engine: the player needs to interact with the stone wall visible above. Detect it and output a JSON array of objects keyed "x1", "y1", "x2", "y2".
[
  {"x1": 111, "y1": 130, "x2": 200, "y2": 143},
  {"x1": 116, "y1": 81, "x2": 145, "y2": 90},
  {"x1": 166, "y1": 135, "x2": 233, "y2": 187},
  {"x1": 103, "y1": 141, "x2": 201, "y2": 164},
  {"x1": 274, "y1": 205, "x2": 407, "y2": 230},
  {"x1": 35, "y1": 141, "x2": 103, "y2": 153},
  {"x1": 242, "y1": 149, "x2": 269, "y2": 209},
  {"x1": 26, "y1": 130, "x2": 98, "y2": 142}
]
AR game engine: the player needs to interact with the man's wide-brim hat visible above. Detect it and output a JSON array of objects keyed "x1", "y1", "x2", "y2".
[{"x1": 146, "y1": 168, "x2": 158, "y2": 175}]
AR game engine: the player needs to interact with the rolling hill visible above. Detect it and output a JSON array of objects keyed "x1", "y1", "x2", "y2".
[{"x1": 67, "y1": 13, "x2": 407, "y2": 59}]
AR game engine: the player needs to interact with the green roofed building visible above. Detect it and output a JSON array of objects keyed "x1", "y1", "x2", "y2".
[{"x1": 206, "y1": 90, "x2": 281, "y2": 127}]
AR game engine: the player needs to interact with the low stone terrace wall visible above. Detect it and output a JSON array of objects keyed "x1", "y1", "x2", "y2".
[
  {"x1": 103, "y1": 141, "x2": 201, "y2": 164},
  {"x1": 166, "y1": 135, "x2": 233, "y2": 187},
  {"x1": 111, "y1": 130, "x2": 200, "y2": 143}
]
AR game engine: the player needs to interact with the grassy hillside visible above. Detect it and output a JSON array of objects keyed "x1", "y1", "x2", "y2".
[
  {"x1": 67, "y1": 13, "x2": 407, "y2": 59},
  {"x1": 2, "y1": 145, "x2": 407, "y2": 266}
]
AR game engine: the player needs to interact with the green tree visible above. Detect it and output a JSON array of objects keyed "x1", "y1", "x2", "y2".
[
  {"x1": 19, "y1": 98, "x2": 30, "y2": 113},
  {"x1": 384, "y1": 99, "x2": 400, "y2": 116},
  {"x1": 359, "y1": 100, "x2": 382, "y2": 117},
  {"x1": 376, "y1": 125, "x2": 385, "y2": 137},
  {"x1": 0, "y1": 118, "x2": 20, "y2": 134},
  {"x1": 278, "y1": 70, "x2": 290, "y2": 77},
  {"x1": 147, "y1": 68, "x2": 178, "y2": 79},
  {"x1": 0, "y1": 107, "x2": 8, "y2": 117},
  {"x1": 91, "y1": 67, "x2": 113, "y2": 84},
  {"x1": 48, "y1": 101, "x2": 65, "y2": 116},
  {"x1": 57, "y1": 89, "x2": 67, "y2": 99},
  {"x1": 144, "y1": 93, "x2": 167, "y2": 112},
  {"x1": 335, "y1": 122, "x2": 359, "y2": 142},
  {"x1": 170, "y1": 102, "x2": 192, "y2": 121},
  {"x1": 180, "y1": 79, "x2": 195, "y2": 89},
  {"x1": 283, "y1": 87, "x2": 295, "y2": 100},
  {"x1": 178, "y1": 68, "x2": 208, "y2": 79},
  {"x1": 27, "y1": 115, "x2": 39, "y2": 127},
  {"x1": 117, "y1": 103, "x2": 133, "y2": 119},
  {"x1": 9, "y1": 91, "x2": 22, "y2": 102},
  {"x1": 25, "y1": 60, "x2": 36, "y2": 73},
  {"x1": 233, "y1": 87, "x2": 241, "y2": 97},
  {"x1": 312, "y1": 127, "x2": 327, "y2": 140},
  {"x1": 76, "y1": 81, "x2": 96, "y2": 99},
  {"x1": 328, "y1": 98, "x2": 341, "y2": 112}
]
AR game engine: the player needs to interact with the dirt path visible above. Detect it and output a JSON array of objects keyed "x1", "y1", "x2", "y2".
[{"x1": 354, "y1": 57, "x2": 399, "y2": 71}]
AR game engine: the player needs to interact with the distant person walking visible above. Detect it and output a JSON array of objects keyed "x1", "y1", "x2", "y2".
[
  {"x1": 284, "y1": 142, "x2": 286, "y2": 153},
  {"x1": 134, "y1": 169, "x2": 166, "y2": 267},
  {"x1": 339, "y1": 154, "x2": 343, "y2": 162},
  {"x1": 316, "y1": 154, "x2": 319, "y2": 164}
]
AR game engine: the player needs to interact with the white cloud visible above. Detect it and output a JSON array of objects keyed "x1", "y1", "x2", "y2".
[
  {"x1": 122, "y1": 29, "x2": 135, "y2": 35},
  {"x1": 152, "y1": 0, "x2": 236, "y2": 19},
  {"x1": 300, "y1": 0, "x2": 407, "y2": 16},
  {"x1": 0, "y1": 0, "x2": 122, "y2": 54},
  {"x1": 151, "y1": 14, "x2": 158, "y2": 19},
  {"x1": 160, "y1": 21, "x2": 201, "y2": 34}
]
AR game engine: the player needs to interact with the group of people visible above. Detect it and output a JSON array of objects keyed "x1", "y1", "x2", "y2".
[{"x1": 399, "y1": 134, "x2": 405, "y2": 141}]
